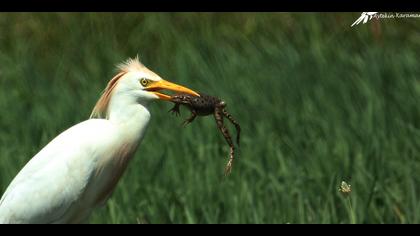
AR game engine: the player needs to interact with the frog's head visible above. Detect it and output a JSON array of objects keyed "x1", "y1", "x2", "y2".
[{"x1": 170, "y1": 93, "x2": 195, "y2": 105}]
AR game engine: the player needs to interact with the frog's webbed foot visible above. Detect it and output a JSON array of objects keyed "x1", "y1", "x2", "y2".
[
  {"x1": 224, "y1": 147, "x2": 234, "y2": 176},
  {"x1": 181, "y1": 112, "x2": 197, "y2": 127},
  {"x1": 168, "y1": 104, "x2": 181, "y2": 116}
]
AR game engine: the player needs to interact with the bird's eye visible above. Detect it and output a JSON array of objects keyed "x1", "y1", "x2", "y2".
[{"x1": 140, "y1": 78, "x2": 149, "y2": 87}]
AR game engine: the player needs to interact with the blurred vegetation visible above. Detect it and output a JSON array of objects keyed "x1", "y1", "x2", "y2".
[{"x1": 0, "y1": 13, "x2": 419, "y2": 223}]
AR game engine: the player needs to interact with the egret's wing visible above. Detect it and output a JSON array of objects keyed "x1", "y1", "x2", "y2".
[
  {"x1": 0, "y1": 150, "x2": 92, "y2": 223},
  {"x1": 0, "y1": 119, "x2": 116, "y2": 224}
]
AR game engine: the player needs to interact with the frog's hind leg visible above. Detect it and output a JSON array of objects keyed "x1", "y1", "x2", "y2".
[
  {"x1": 215, "y1": 107, "x2": 234, "y2": 175},
  {"x1": 182, "y1": 111, "x2": 197, "y2": 127},
  {"x1": 222, "y1": 109, "x2": 241, "y2": 146}
]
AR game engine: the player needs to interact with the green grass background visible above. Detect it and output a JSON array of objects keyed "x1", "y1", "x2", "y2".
[{"x1": 0, "y1": 13, "x2": 419, "y2": 223}]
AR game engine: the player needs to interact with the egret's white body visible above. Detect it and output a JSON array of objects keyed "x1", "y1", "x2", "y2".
[{"x1": 0, "y1": 57, "x2": 199, "y2": 224}]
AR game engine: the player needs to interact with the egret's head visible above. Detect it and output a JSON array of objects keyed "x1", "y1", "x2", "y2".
[
  {"x1": 115, "y1": 57, "x2": 199, "y2": 101},
  {"x1": 90, "y1": 56, "x2": 199, "y2": 119}
]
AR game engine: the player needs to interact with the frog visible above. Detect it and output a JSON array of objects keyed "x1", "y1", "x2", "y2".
[{"x1": 169, "y1": 93, "x2": 241, "y2": 175}]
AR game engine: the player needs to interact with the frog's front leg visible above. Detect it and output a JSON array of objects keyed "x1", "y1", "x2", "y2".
[
  {"x1": 215, "y1": 107, "x2": 234, "y2": 176},
  {"x1": 182, "y1": 111, "x2": 197, "y2": 127},
  {"x1": 169, "y1": 104, "x2": 181, "y2": 116}
]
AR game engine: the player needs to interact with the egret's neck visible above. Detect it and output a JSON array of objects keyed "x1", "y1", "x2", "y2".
[{"x1": 108, "y1": 93, "x2": 151, "y2": 142}]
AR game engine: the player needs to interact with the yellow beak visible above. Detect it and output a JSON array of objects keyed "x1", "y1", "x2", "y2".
[{"x1": 145, "y1": 80, "x2": 200, "y2": 101}]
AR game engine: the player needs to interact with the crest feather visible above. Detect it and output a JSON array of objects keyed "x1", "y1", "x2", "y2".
[
  {"x1": 117, "y1": 55, "x2": 145, "y2": 73},
  {"x1": 90, "y1": 56, "x2": 145, "y2": 119}
]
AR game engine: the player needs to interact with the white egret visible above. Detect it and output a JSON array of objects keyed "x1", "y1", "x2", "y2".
[{"x1": 0, "y1": 57, "x2": 199, "y2": 223}]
